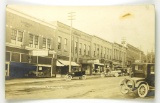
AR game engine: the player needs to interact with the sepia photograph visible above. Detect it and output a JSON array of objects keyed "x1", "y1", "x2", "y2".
[{"x1": 5, "y1": 5, "x2": 155, "y2": 100}]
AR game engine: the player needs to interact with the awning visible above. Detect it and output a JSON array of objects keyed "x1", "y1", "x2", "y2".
[
  {"x1": 56, "y1": 61, "x2": 64, "y2": 66},
  {"x1": 58, "y1": 60, "x2": 80, "y2": 66},
  {"x1": 37, "y1": 64, "x2": 51, "y2": 67},
  {"x1": 112, "y1": 61, "x2": 121, "y2": 65},
  {"x1": 94, "y1": 63, "x2": 104, "y2": 66}
]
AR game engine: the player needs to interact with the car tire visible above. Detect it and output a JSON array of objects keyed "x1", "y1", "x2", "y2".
[
  {"x1": 67, "y1": 75, "x2": 72, "y2": 80},
  {"x1": 82, "y1": 75, "x2": 86, "y2": 80},
  {"x1": 138, "y1": 84, "x2": 149, "y2": 97},
  {"x1": 65, "y1": 75, "x2": 72, "y2": 81}
]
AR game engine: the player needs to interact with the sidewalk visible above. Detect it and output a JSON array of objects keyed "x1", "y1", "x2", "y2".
[{"x1": 5, "y1": 75, "x2": 101, "y2": 85}]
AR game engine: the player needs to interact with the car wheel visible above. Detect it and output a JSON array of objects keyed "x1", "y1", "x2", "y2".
[
  {"x1": 138, "y1": 84, "x2": 148, "y2": 97},
  {"x1": 82, "y1": 75, "x2": 86, "y2": 80},
  {"x1": 67, "y1": 75, "x2": 72, "y2": 80},
  {"x1": 64, "y1": 75, "x2": 72, "y2": 81},
  {"x1": 120, "y1": 84, "x2": 129, "y2": 94},
  {"x1": 114, "y1": 73, "x2": 119, "y2": 77}
]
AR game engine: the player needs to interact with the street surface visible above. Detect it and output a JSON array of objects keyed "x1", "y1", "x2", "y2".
[{"x1": 5, "y1": 76, "x2": 154, "y2": 99}]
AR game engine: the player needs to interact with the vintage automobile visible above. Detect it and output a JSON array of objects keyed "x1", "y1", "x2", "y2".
[
  {"x1": 64, "y1": 71, "x2": 86, "y2": 80},
  {"x1": 102, "y1": 66, "x2": 123, "y2": 77},
  {"x1": 120, "y1": 63, "x2": 155, "y2": 97}
]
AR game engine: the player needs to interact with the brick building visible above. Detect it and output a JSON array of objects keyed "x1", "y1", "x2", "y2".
[
  {"x1": 112, "y1": 42, "x2": 127, "y2": 69},
  {"x1": 6, "y1": 7, "x2": 129, "y2": 78},
  {"x1": 126, "y1": 44, "x2": 145, "y2": 67},
  {"x1": 6, "y1": 8, "x2": 57, "y2": 78}
]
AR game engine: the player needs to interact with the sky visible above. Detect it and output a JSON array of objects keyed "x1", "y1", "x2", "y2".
[{"x1": 7, "y1": 5, "x2": 155, "y2": 54}]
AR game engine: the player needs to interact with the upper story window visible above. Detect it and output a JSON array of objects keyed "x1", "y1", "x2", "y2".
[
  {"x1": 84, "y1": 44, "x2": 86, "y2": 55},
  {"x1": 47, "y1": 39, "x2": 51, "y2": 49},
  {"x1": 64, "y1": 38, "x2": 67, "y2": 51},
  {"x1": 97, "y1": 45, "x2": 99, "y2": 56},
  {"x1": 42, "y1": 38, "x2": 46, "y2": 49},
  {"x1": 101, "y1": 46, "x2": 103, "y2": 57},
  {"x1": 11, "y1": 28, "x2": 23, "y2": 45},
  {"x1": 58, "y1": 36, "x2": 61, "y2": 50},
  {"x1": 42, "y1": 38, "x2": 51, "y2": 49},
  {"x1": 29, "y1": 34, "x2": 39, "y2": 48},
  {"x1": 75, "y1": 41, "x2": 78, "y2": 54},
  {"x1": 17, "y1": 31, "x2": 23, "y2": 42},
  {"x1": 104, "y1": 47, "x2": 106, "y2": 58},
  {"x1": 94, "y1": 44, "x2": 96, "y2": 56},
  {"x1": 11, "y1": 29, "x2": 17, "y2": 40},
  {"x1": 79, "y1": 43, "x2": 82, "y2": 55},
  {"x1": 88, "y1": 45, "x2": 90, "y2": 56}
]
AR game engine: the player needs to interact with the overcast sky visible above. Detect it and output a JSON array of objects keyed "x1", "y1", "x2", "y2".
[{"x1": 7, "y1": 5, "x2": 155, "y2": 54}]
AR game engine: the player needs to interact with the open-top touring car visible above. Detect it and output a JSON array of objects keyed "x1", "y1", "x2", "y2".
[{"x1": 64, "y1": 71, "x2": 86, "y2": 80}]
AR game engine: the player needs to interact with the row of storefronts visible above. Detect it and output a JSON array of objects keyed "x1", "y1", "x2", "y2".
[{"x1": 5, "y1": 7, "x2": 143, "y2": 79}]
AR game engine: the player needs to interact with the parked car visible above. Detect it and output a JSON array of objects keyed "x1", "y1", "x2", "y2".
[
  {"x1": 64, "y1": 71, "x2": 86, "y2": 80},
  {"x1": 102, "y1": 66, "x2": 123, "y2": 77},
  {"x1": 119, "y1": 63, "x2": 155, "y2": 97}
]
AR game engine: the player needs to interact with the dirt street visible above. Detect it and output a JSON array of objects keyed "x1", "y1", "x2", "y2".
[{"x1": 5, "y1": 76, "x2": 154, "y2": 99}]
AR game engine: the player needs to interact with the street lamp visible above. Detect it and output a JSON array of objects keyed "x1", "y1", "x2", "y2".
[{"x1": 68, "y1": 12, "x2": 75, "y2": 73}]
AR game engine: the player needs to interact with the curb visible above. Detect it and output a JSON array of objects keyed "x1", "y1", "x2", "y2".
[{"x1": 5, "y1": 75, "x2": 101, "y2": 85}]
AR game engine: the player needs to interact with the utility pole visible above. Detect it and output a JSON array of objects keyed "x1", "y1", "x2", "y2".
[{"x1": 68, "y1": 12, "x2": 75, "y2": 73}]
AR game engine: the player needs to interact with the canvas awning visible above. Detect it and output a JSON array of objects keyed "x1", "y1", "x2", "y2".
[
  {"x1": 57, "y1": 60, "x2": 80, "y2": 66},
  {"x1": 56, "y1": 61, "x2": 64, "y2": 66},
  {"x1": 112, "y1": 61, "x2": 121, "y2": 65}
]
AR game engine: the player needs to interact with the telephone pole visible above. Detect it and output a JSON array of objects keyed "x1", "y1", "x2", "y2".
[{"x1": 68, "y1": 12, "x2": 75, "y2": 73}]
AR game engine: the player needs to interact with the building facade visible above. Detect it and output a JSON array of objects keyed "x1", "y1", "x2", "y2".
[
  {"x1": 112, "y1": 43, "x2": 127, "y2": 69},
  {"x1": 6, "y1": 8, "x2": 57, "y2": 78},
  {"x1": 6, "y1": 7, "x2": 129, "y2": 79},
  {"x1": 126, "y1": 44, "x2": 145, "y2": 67}
]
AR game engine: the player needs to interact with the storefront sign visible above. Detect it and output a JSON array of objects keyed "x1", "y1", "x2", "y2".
[
  {"x1": 29, "y1": 50, "x2": 48, "y2": 56},
  {"x1": 82, "y1": 59, "x2": 100, "y2": 63},
  {"x1": 48, "y1": 50, "x2": 56, "y2": 54}
]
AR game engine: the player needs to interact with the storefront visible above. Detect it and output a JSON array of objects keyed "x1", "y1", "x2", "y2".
[
  {"x1": 5, "y1": 47, "x2": 56, "y2": 79},
  {"x1": 56, "y1": 59, "x2": 80, "y2": 77},
  {"x1": 81, "y1": 59, "x2": 104, "y2": 75}
]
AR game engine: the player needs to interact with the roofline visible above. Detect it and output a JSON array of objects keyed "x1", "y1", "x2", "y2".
[{"x1": 6, "y1": 7, "x2": 57, "y2": 30}]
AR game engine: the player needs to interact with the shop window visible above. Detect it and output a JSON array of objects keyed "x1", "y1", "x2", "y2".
[
  {"x1": 21, "y1": 54, "x2": 29, "y2": 63},
  {"x1": 6, "y1": 52, "x2": 10, "y2": 61},
  {"x1": 11, "y1": 52, "x2": 20, "y2": 62}
]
